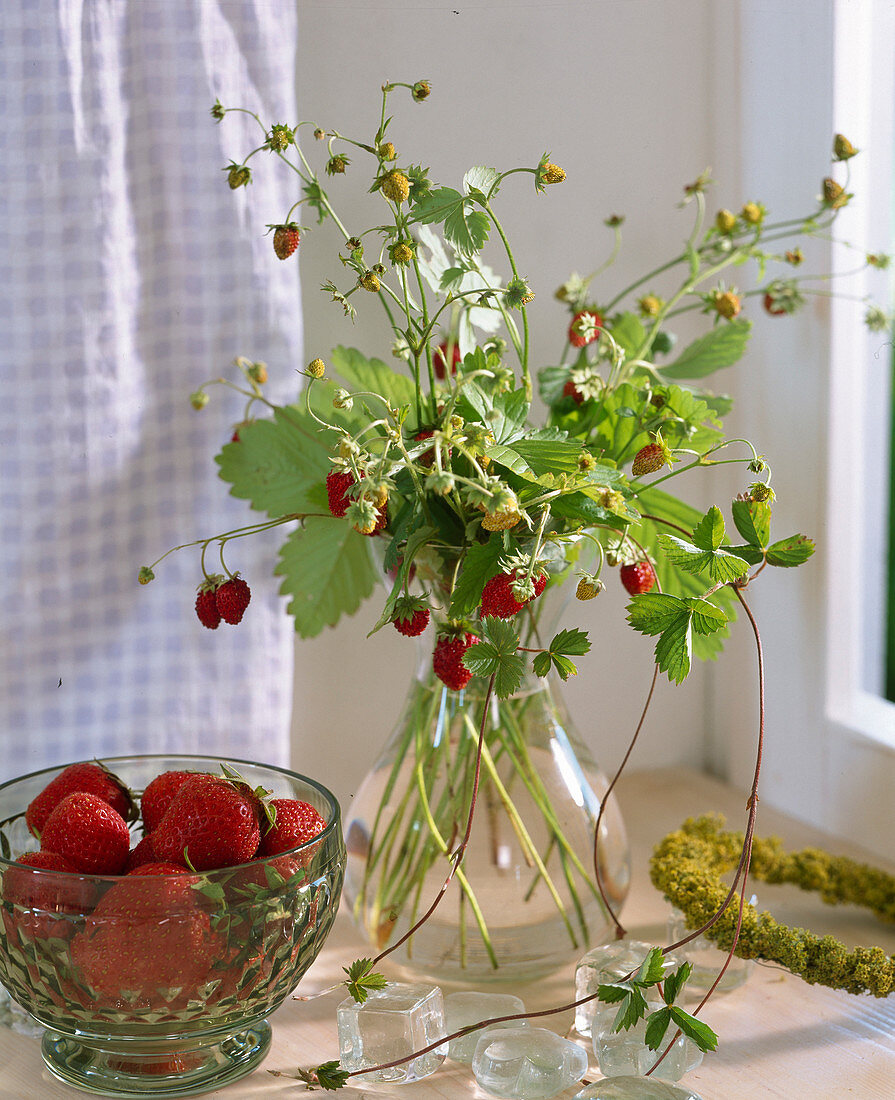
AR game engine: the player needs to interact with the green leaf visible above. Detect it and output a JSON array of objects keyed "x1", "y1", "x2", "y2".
[
  {"x1": 766, "y1": 534, "x2": 816, "y2": 567},
  {"x1": 627, "y1": 593, "x2": 687, "y2": 637},
  {"x1": 615, "y1": 987, "x2": 649, "y2": 1031},
  {"x1": 343, "y1": 958, "x2": 388, "y2": 1004},
  {"x1": 731, "y1": 498, "x2": 771, "y2": 548},
  {"x1": 510, "y1": 438, "x2": 584, "y2": 475},
  {"x1": 448, "y1": 539, "x2": 506, "y2": 618},
  {"x1": 485, "y1": 443, "x2": 538, "y2": 480},
  {"x1": 608, "y1": 312, "x2": 647, "y2": 358},
  {"x1": 463, "y1": 165, "x2": 500, "y2": 199},
  {"x1": 550, "y1": 654, "x2": 579, "y2": 681},
  {"x1": 596, "y1": 982, "x2": 629, "y2": 1004},
  {"x1": 411, "y1": 186, "x2": 465, "y2": 226},
  {"x1": 654, "y1": 610, "x2": 692, "y2": 684},
  {"x1": 669, "y1": 1006, "x2": 719, "y2": 1052},
  {"x1": 659, "y1": 319, "x2": 752, "y2": 379},
  {"x1": 330, "y1": 345, "x2": 417, "y2": 409},
  {"x1": 549, "y1": 628, "x2": 591, "y2": 657},
  {"x1": 724, "y1": 542, "x2": 764, "y2": 566},
  {"x1": 462, "y1": 617, "x2": 525, "y2": 698},
  {"x1": 661, "y1": 961, "x2": 692, "y2": 1005},
  {"x1": 538, "y1": 364, "x2": 572, "y2": 406},
  {"x1": 490, "y1": 389, "x2": 530, "y2": 444},
  {"x1": 532, "y1": 651, "x2": 551, "y2": 678},
  {"x1": 313, "y1": 1060, "x2": 351, "y2": 1090},
  {"x1": 634, "y1": 946, "x2": 666, "y2": 985},
  {"x1": 685, "y1": 598, "x2": 728, "y2": 636},
  {"x1": 658, "y1": 533, "x2": 749, "y2": 584},
  {"x1": 275, "y1": 519, "x2": 377, "y2": 638},
  {"x1": 644, "y1": 1006, "x2": 672, "y2": 1050},
  {"x1": 692, "y1": 506, "x2": 726, "y2": 551}
]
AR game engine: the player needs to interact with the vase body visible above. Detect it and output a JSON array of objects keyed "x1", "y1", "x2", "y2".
[{"x1": 343, "y1": 656, "x2": 630, "y2": 983}]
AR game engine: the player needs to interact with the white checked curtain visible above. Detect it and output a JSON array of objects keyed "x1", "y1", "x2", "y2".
[{"x1": 0, "y1": 0, "x2": 301, "y2": 778}]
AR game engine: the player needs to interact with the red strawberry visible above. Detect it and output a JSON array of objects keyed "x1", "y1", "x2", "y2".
[
  {"x1": 70, "y1": 867, "x2": 217, "y2": 1005},
  {"x1": 2, "y1": 851, "x2": 94, "y2": 941},
  {"x1": 141, "y1": 770, "x2": 195, "y2": 832},
  {"x1": 152, "y1": 774, "x2": 261, "y2": 871},
  {"x1": 26, "y1": 761, "x2": 135, "y2": 839},
  {"x1": 326, "y1": 469, "x2": 361, "y2": 517},
  {"x1": 568, "y1": 309, "x2": 603, "y2": 348},
  {"x1": 562, "y1": 378, "x2": 585, "y2": 405},
  {"x1": 631, "y1": 442, "x2": 666, "y2": 476},
  {"x1": 763, "y1": 291, "x2": 787, "y2": 316},
  {"x1": 480, "y1": 570, "x2": 548, "y2": 620},
  {"x1": 272, "y1": 223, "x2": 300, "y2": 260},
  {"x1": 41, "y1": 792, "x2": 131, "y2": 875},
  {"x1": 393, "y1": 606, "x2": 430, "y2": 637},
  {"x1": 195, "y1": 586, "x2": 221, "y2": 629},
  {"x1": 414, "y1": 428, "x2": 436, "y2": 467},
  {"x1": 123, "y1": 834, "x2": 157, "y2": 872},
  {"x1": 215, "y1": 576, "x2": 251, "y2": 624},
  {"x1": 434, "y1": 340, "x2": 461, "y2": 379},
  {"x1": 620, "y1": 561, "x2": 657, "y2": 596},
  {"x1": 258, "y1": 799, "x2": 327, "y2": 856},
  {"x1": 126, "y1": 861, "x2": 192, "y2": 877},
  {"x1": 433, "y1": 632, "x2": 479, "y2": 691}
]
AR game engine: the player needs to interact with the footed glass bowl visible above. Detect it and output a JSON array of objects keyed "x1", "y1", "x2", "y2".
[{"x1": 0, "y1": 754, "x2": 345, "y2": 1097}]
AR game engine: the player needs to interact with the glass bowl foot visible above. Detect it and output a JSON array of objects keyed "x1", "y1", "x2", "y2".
[{"x1": 41, "y1": 1021, "x2": 271, "y2": 1097}]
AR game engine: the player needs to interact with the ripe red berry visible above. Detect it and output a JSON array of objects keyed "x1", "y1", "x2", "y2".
[
  {"x1": 272, "y1": 224, "x2": 300, "y2": 260},
  {"x1": 152, "y1": 774, "x2": 261, "y2": 871},
  {"x1": 215, "y1": 576, "x2": 251, "y2": 624},
  {"x1": 620, "y1": 561, "x2": 657, "y2": 596},
  {"x1": 124, "y1": 834, "x2": 158, "y2": 872},
  {"x1": 2, "y1": 851, "x2": 94, "y2": 941},
  {"x1": 432, "y1": 632, "x2": 479, "y2": 691},
  {"x1": 632, "y1": 442, "x2": 666, "y2": 476},
  {"x1": 568, "y1": 309, "x2": 603, "y2": 348},
  {"x1": 326, "y1": 469, "x2": 360, "y2": 517},
  {"x1": 393, "y1": 606, "x2": 430, "y2": 637},
  {"x1": 41, "y1": 792, "x2": 131, "y2": 875},
  {"x1": 195, "y1": 587, "x2": 221, "y2": 629},
  {"x1": 258, "y1": 798, "x2": 327, "y2": 856},
  {"x1": 480, "y1": 570, "x2": 548, "y2": 620},
  {"x1": 562, "y1": 378, "x2": 585, "y2": 405},
  {"x1": 434, "y1": 340, "x2": 461, "y2": 379},
  {"x1": 26, "y1": 761, "x2": 135, "y2": 838},
  {"x1": 141, "y1": 770, "x2": 195, "y2": 832},
  {"x1": 763, "y1": 291, "x2": 787, "y2": 316}
]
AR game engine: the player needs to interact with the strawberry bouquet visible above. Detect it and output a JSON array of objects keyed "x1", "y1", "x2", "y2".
[{"x1": 143, "y1": 87, "x2": 885, "y2": 978}]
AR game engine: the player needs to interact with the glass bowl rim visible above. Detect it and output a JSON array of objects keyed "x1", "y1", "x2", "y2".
[{"x1": 0, "y1": 752, "x2": 343, "y2": 876}]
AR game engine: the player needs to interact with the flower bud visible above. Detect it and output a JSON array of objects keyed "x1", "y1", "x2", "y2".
[
  {"x1": 378, "y1": 141, "x2": 397, "y2": 160},
  {"x1": 313, "y1": 127, "x2": 326, "y2": 140},
  {"x1": 638, "y1": 294, "x2": 663, "y2": 317},
  {"x1": 138, "y1": 566, "x2": 155, "y2": 585},
  {"x1": 740, "y1": 201, "x2": 764, "y2": 225},
  {"x1": 822, "y1": 177, "x2": 849, "y2": 209},
  {"x1": 326, "y1": 154, "x2": 349, "y2": 175},
  {"x1": 715, "y1": 209, "x2": 737, "y2": 234},
  {"x1": 425, "y1": 470, "x2": 455, "y2": 496},
  {"x1": 412, "y1": 80, "x2": 431, "y2": 101},
  {"x1": 505, "y1": 276, "x2": 535, "y2": 308},
  {"x1": 833, "y1": 133, "x2": 858, "y2": 161},
  {"x1": 190, "y1": 390, "x2": 209, "y2": 410},
  {"x1": 247, "y1": 361, "x2": 268, "y2": 384}
]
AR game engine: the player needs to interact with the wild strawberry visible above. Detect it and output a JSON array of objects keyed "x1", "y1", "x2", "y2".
[
  {"x1": 432, "y1": 632, "x2": 479, "y2": 691},
  {"x1": 272, "y1": 223, "x2": 300, "y2": 260},
  {"x1": 215, "y1": 576, "x2": 251, "y2": 624},
  {"x1": 2, "y1": 851, "x2": 94, "y2": 942},
  {"x1": 26, "y1": 761, "x2": 135, "y2": 838},
  {"x1": 563, "y1": 378, "x2": 585, "y2": 405},
  {"x1": 195, "y1": 586, "x2": 221, "y2": 629},
  {"x1": 141, "y1": 770, "x2": 194, "y2": 832},
  {"x1": 124, "y1": 833, "x2": 158, "y2": 872},
  {"x1": 480, "y1": 570, "x2": 548, "y2": 620},
  {"x1": 258, "y1": 799, "x2": 327, "y2": 856},
  {"x1": 379, "y1": 169, "x2": 410, "y2": 205},
  {"x1": 326, "y1": 469, "x2": 361, "y2": 517},
  {"x1": 632, "y1": 439, "x2": 672, "y2": 476},
  {"x1": 434, "y1": 340, "x2": 461, "y2": 379},
  {"x1": 392, "y1": 598, "x2": 430, "y2": 637},
  {"x1": 41, "y1": 792, "x2": 131, "y2": 875},
  {"x1": 70, "y1": 867, "x2": 217, "y2": 1006},
  {"x1": 226, "y1": 163, "x2": 251, "y2": 189},
  {"x1": 568, "y1": 309, "x2": 603, "y2": 348},
  {"x1": 481, "y1": 509, "x2": 521, "y2": 532},
  {"x1": 576, "y1": 576, "x2": 604, "y2": 600},
  {"x1": 415, "y1": 428, "x2": 436, "y2": 467},
  {"x1": 620, "y1": 561, "x2": 657, "y2": 596},
  {"x1": 712, "y1": 290, "x2": 742, "y2": 319},
  {"x1": 152, "y1": 774, "x2": 261, "y2": 871}
]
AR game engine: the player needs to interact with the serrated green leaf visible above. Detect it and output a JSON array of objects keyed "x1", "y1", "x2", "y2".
[
  {"x1": 627, "y1": 593, "x2": 687, "y2": 636},
  {"x1": 549, "y1": 628, "x2": 591, "y2": 657},
  {"x1": 661, "y1": 961, "x2": 692, "y2": 1005},
  {"x1": 654, "y1": 611, "x2": 692, "y2": 684},
  {"x1": 550, "y1": 654, "x2": 579, "y2": 680},
  {"x1": 485, "y1": 443, "x2": 538, "y2": 480},
  {"x1": 644, "y1": 1006, "x2": 672, "y2": 1050},
  {"x1": 448, "y1": 539, "x2": 506, "y2": 618},
  {"x1": 532, "y1": 651, "x2": 551, "y2": 678},
  {"x1": 685, "y1": 598, "x2": 728, "y2": 636},
  {"x1": 731, "y1": 498, "x2": 771, "y2": 548},
  {"x1": 597, "y1": 982, "x2": 631, "y2": 1004},
  {"x1": 314, "y1": 1060, "x2": 350, "y2": 1090},
  {"x1": 490, "y1": 389, "x2": 530, "y2": 444},
  {"x1": 463, "y1": 165, "x2": 500, "y2": 198},
  {"x1": 411, "y1": 186, "x2": 464, "y2": 226},
  {"x1": 692, "y1": 506, "x2": 726, "y2": 552},
  {"x1": 615, "y1": 987, "x2": 649, "y2": 1031},
  {"x1": 658, "y1": 533, "x2": 749, "y2": 583},
  {"x1": 634, "y1": 946, "x2": 666, "y2": 985},
  {"x1": 659, "y1": 319, "x2": 752, "y2": 379},
  {"x1": 766, "y1": 534, "x2": 816, "y2": 567},
  {"x1": 510, "y1": 438, "x2": 584, "y2": 475},
  {"x1": 464, "y1": 617, "x2": 525, "y2": 698},
  {"x1": 724, "y1": 542, "x2": 764, "y2": 565},
  {"x1": 538, "y1": 364, "x2": 572, "y2": 406},
  {"x1": 275, "y1": 519, "x2": 377, "y2": 638},
  {"x1": 669, "y1": 1006, "x2": 719, "y2": 1052}
]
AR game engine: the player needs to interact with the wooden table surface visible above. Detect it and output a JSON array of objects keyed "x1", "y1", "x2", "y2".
[{"x1": 1, "y1": 767, "x2": 893, "y2": 1099}]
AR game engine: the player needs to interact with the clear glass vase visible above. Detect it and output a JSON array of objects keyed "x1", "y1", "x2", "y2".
[{"x1": 343, "y1": 637, "x2": 631, "y2": 983}]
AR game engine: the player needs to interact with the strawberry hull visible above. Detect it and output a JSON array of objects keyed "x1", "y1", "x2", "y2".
[{"x1": 0, "y1": 754, "x2": 345, "y2": 1097}]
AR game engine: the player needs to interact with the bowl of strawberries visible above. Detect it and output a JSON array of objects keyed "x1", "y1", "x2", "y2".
[{"x1": 0, "y1": 754, "x2": 345, "y2": 1096}]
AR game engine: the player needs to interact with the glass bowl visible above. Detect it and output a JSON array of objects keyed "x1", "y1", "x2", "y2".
[{"x1": 0, "y1": 754, "x2": 345, "y2": 1097}]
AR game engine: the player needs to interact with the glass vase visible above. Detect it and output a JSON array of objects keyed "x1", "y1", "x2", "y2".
[{"x1": 343, "y1": 642, "x2": 630, "y2": 983}]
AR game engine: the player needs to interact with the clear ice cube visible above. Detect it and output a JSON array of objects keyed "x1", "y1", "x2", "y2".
[
  {"x1": 574, "y1": 940, "x2": 681, "y2": 1036},
  {"x1": 667, "y1": 906, "x2": 754, "y2": 993},
  {"x1": 591, "y1": 1002, "x2": 702, "y2": 1082},
  {"x1": 336, "y1": 982, "x2": 445, "y2": 1083},
  {"x1": 443, "y1": 990, "x2": 527, "y2": 1063},
  {"x1": 472, "y1": 1026, "x2": 588, "y2": 1099},
  {"x1": 574, "y1": 1076, "x2": 705, "y2": 1099}
]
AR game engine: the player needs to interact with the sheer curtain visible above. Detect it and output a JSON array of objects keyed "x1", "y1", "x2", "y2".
[{"x1": 0, "y1": 0, "x2": 301, "y2": 777}]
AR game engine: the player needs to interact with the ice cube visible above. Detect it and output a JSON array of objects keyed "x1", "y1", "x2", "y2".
[
  {"x1": 336, "y1": 982, "x2": 445, "y2": 1083},
  {"x1": 667, "y1": 906, "x2": 754, "y2": 993},
  {"x1": 472, "y1": 1026, "x2": 588, "y2": 1099},
  {"x1": 574, "y1": 1076, "x2": 705, "y2": 1099},
  {"x1": 574, "y1": 940, "x2": 681, "y2": 1036},
  {"x1": 443, "y1": 990, "x2": 527, "y2": 1063},
  {"x1": 591, "y1": 1002, "x2": 702, "y2": 1082}
]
